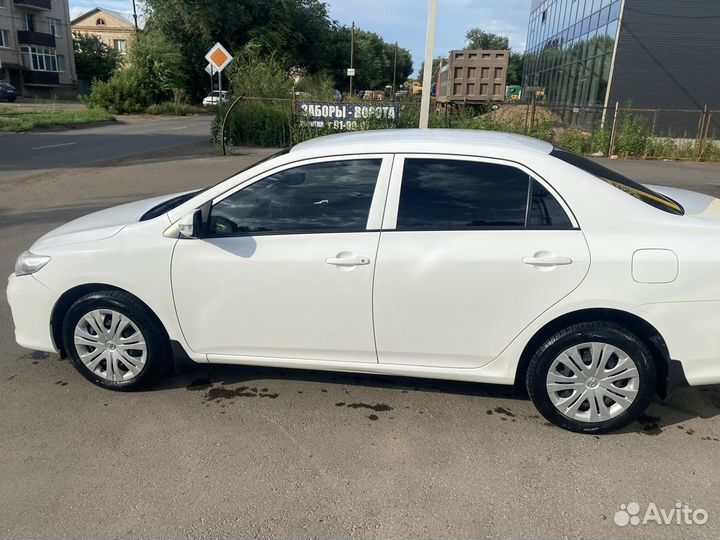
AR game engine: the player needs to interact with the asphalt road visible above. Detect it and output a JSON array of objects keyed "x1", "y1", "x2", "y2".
[
  {"x1": 1, "y1": 139, "x2": 720, "y2": 538},
  {"x1": 0, "y1": 115, "x2": 213, "y2": 182}
]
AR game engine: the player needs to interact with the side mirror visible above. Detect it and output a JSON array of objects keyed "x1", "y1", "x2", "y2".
[
  {"x1": 178, "y1": 208, "x2": 204, "y2": 239},
  {"x1": 163, "y1": 200, "x2": 212, "y2": 239}
]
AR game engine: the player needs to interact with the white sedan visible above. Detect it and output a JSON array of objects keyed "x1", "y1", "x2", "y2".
[
  {"x1": 7, "y1": 130, "x2": 720, "y2": 433},
  {"x1": 202, "y1": 90, "x2": 231, "y2": 106}
]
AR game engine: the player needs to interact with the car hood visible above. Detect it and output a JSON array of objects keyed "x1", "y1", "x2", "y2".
[
  {"x1": 31, "y1": 193, "x2": 183, "y2": 251},
  {"x1": 648, "y1": 185, "x2": 720, "y2": 221}
]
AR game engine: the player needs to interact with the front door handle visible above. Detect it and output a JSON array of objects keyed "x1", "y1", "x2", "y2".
[
  {"x1": 523, "y1": 255, "x2": 573, "y2": 266},
  {"x1": 326, "y1": 256, "x2": 370, "y2": 266}
]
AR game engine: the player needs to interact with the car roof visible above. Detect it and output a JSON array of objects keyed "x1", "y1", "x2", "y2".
[{"x1": 290, "y1": 129, "x2": 553, "y2": 157}]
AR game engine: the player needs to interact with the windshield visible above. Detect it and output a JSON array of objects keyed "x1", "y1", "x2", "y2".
[
  {"x1": 139, "y1": 148, "x2": 291, "y2": 221},
  {"x1": 551, "y1": 149, "x2": 684, "y2": 215}
]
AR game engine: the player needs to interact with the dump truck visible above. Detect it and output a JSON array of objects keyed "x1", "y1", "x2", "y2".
[{"x1": 435, "y1": 49, "x2": 509, "y2": 105}]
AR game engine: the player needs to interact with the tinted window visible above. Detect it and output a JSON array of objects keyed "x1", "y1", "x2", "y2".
[
  {"x1": 209, "y1": 159, "x2": 381, "y2": 235},
  {"x1": 397, "y1": 159, "x2": 530, "y2": 229},
  {"x1": 551, "y1": 148, "x2": 684, "y2": 215},
  {"x1": 529, "y1": 179, "x2": 573, "y2": 228}
]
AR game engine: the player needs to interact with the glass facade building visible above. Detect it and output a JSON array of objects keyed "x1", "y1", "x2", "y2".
[{"x1": 522, "y1": 0, "x2": 623, "y2": 109}]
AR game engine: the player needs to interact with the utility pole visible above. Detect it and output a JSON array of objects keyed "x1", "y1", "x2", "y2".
[
  {"x1": 419, "y1": 0, "x2": 438, "y2": 128},
  {"x1": 349, "y1": 21, "x2": 355, "y2": 98},
  {"x1": 392, "y1": 41, "x2": 398, "y2": 100},
  {"x1": 131, "y1": 0, "x2": 139, "y2": 33}
]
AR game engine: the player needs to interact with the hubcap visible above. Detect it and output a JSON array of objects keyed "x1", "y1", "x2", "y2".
[
  {"x1": 73, "y1": 309, "x2": 147, "y2": 382},
  {"x1": 546, "y1": 342, "x2": 640, "y2": 423}
]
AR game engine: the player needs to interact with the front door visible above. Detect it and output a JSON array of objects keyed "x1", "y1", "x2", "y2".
[
  {"x1": 171, "y1": 155, "x2": 391, "y2": 363},
  {"x1": 373, "y1": 155, "x2": 591, "y2": 368}
]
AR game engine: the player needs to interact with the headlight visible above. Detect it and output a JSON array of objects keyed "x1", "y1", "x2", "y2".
[{"x1": 14, "y1": 251, "x2": 51, "y2": 276}]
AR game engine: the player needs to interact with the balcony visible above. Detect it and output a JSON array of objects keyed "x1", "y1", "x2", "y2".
[
  {"x1": 17, "y1": 30, "x2": 56, "y2": 47},
  {"x1": 13, "y1": 0, "x2": 52, "y2": 10},
  {"x1": 23, "y1": 70, "x2": 59, "y2": 86}
]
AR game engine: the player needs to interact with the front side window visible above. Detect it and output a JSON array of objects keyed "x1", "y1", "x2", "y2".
[
  {"x1": 397, "y1": 158, "x2": 571, "y2": 229},
  {"x1": 114, "y1": 39, "x2": 127, "y2": 53},
  {"x1": 0, "y1": 29, "x2": 9, "y2": 48},
  {"x1": 551, "y1": 148, "x2": 684, "y2": 215},
  {"x1": 209, "y1": 159, "x2": 382, "y2": 236}
]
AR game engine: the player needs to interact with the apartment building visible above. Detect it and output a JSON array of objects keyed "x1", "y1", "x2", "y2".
[{"x1": 0, "y1": 0, "x2": 77, "y2": 97}]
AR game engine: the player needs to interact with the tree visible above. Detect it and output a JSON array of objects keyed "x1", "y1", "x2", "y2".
[
  {"x1": 326, "y1": 26, "x2": 413, "y2": 91},
  {"x1": 508, "y1": 52, "x2": 525, "y2": 86},
  {"x1": 73, "y1": 32, "x2": 121, "y2": 82},
  {"x1": 129, "y1": 30, "x2": 186, "y2": 100},
  {"x1": 142, "y1": 0, "x2": 339, "y2": 100},
  {"x1": 140, "y1": 0, "x2": 413, "y2": 98},
  {"x1": 464, "y1": 27, "x2": 525, "y2": 86},
  {"x1": 465, "y1": 28, "x2": 509, "y2": 50},
  {"x1": 418, "y1": 57, "x2": 443, "y2": 84}
]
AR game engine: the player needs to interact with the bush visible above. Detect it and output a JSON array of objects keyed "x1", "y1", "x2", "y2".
[
  {"x1": 83, "y1": 68, "x2": 150, "y2": 114},
  {"x1": 84, "y1": 30, "x2": 186, "y2": 114},
  {"x1": 557, "y1": 128, "x2": 586, "y2": 153},
  {"x1": 227, "y1": 42, "x2": 292, "y2": 99},
  {"x1": 216, "y1": 100, "x2": 292, "y2": 148},
  {"x1": 296, "y1": 72, "x2": 336, "y2": 101},
  {"x1": 614, "y1": 112, "x2": 651, "y2": 157},
  {"x1": 589, "y1": 127, "x2": 611, "y2": 156}
]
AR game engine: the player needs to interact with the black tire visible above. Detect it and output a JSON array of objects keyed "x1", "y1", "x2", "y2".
[
  {"x1": 526, "y1": 321, "x2": 656, "y2": 434},
  {"x1": 61, "y1": 290, "x2": 170, "y2": 390}
]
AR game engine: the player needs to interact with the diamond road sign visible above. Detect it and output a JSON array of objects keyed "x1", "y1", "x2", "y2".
[{"x1": 205, "y1": 42, "x2": 233, "y2": 73}]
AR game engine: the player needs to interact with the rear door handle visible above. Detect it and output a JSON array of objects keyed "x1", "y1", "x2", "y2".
[
  {"x1": 523, "y1": 255, "x2": 573, "y2": 266},
  {"x1": 326, "y1": 256, "x2": 370, "y2": 266}
]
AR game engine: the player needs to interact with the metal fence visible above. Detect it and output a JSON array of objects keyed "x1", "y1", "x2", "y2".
[{"x1": 218, "y1": 95, "x2": 719, "y2": 159}]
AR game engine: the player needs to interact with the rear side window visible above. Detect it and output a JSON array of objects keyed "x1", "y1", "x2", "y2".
[
  {"x1": 551, "y1": 148, "x2": 684, "y2": 215},
  {"x1": 529, "y1": 179, "x2": 573, "y2": 228},
  {"x1": 396, "y1": 158, "x2": 572, "y2": 229}
]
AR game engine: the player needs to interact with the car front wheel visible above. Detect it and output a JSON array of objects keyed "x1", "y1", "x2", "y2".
[
  {"x1": 526, "y1": 321, "x2": 656, "y2": 434},
  {"x1": 62, "y1": 290, "x2": 169, "y2": 390}
]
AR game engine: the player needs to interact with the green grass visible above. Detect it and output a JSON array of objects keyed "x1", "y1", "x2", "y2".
[
  {"x1": 0, "y1": 107, "x2": 115, "y2": 132},
  {"x1": 144, "y1": 102, "x2": 208, "y2": 116}
]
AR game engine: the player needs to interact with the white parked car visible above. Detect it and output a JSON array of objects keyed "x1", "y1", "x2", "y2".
[
  {"x1": 202, "y1": 90, "x2": 231, "y2": 106},
  {"x1": 8, "y1": 130, "x2": 720, "y2": 433}
]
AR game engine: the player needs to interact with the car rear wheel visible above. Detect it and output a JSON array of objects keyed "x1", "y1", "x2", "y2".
[
  {"x1": 62, "y1": 290, "x2": 169, "y2": 390},
  {"x1": 526, "y1": 321, "x2": 656, "y2": 434}
]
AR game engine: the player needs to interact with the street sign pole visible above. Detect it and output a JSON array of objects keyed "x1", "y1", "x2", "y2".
[
  {"x1": 349, "y1": 21, "x2": 355, "y2": 97},
  {"x1": 218, "y1": 70, "x2": 223, "y2": 119},
  {"x1": 419, "y1": 0, "x2": 438, "y2": 129},
  {"x1": 205, "y1": 42, "x2": 233, "y2": 126}
]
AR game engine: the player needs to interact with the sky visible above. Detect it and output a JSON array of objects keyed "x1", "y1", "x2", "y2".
[{"x1": 68, "y1": 0, "x2": 532, "y2": 75}]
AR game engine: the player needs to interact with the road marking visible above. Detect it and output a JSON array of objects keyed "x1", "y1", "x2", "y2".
[
  {"x1": 31, "y1": 142, "x2": 78, "y2": 150},
  {"x1": 166, "y1": 126, "x2": 188, "y2": 131}
]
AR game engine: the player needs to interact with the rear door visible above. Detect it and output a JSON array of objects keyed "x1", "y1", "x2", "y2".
[{"x1": 373, "y1": 155, "x2": 591, "y2": 368}]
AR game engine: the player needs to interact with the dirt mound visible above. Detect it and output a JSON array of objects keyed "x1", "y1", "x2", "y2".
[{"x1": 487, "y1": 105, "x2": 562, "y2": 126}]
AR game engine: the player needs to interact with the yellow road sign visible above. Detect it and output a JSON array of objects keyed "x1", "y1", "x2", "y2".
[{"x1": 205, "y1": 42, "x2": 233, "y2": 73}]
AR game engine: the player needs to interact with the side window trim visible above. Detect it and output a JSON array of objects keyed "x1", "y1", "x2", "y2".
[
  {"x1": 208, "y1": 153, "x2": 393, "y2": 237},
  {"x1": 381, "y1": 153, "x2": 579, "y2": 231}
]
